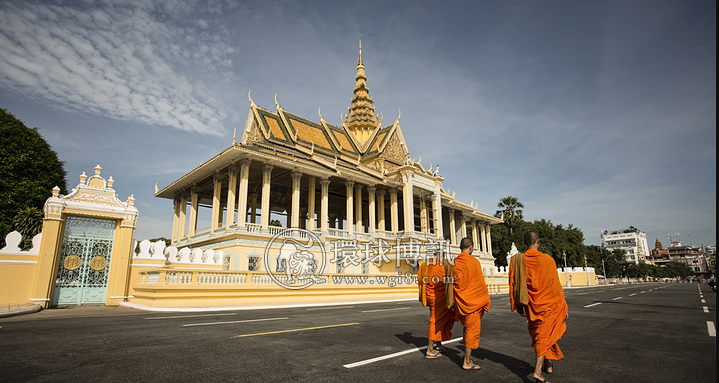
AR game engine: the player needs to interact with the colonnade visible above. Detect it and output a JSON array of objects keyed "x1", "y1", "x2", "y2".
[{"x1": 170, "y1": 161, "x2": 494, "y2": 254}]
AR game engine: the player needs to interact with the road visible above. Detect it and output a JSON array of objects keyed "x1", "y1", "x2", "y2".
[{"x1": 0, "y1": 282, "x2": 715, "y2": 382}]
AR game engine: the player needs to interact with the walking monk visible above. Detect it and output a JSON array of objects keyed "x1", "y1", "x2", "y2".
[
  {"x1": 451, "y1": 237, "x2": 491, "y2": 370},
  {"x1": 418, "y1": 250, "x2": 455, "y2": 358},
  {"x1": 509, "y1": 231, "x2": 568, "y2": 383}
]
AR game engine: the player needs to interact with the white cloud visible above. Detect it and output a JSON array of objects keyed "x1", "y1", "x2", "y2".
[{"x1": 0, "y1": 0, "x2": 235, "y2": 135}]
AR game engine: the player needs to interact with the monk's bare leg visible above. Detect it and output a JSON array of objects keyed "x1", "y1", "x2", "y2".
[
  {"x1": 462, "y1": 347, "x2": 480, "y2": 369},
  {"x1": 426, "y1": 339, "x2": 436, "y2": 354},
  {"x1": 533, "y1": 355, "x2": 546, "y2": 381}
]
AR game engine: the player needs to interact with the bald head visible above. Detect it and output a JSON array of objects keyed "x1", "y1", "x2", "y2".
[
  {"x1": 524, "y1": 231, "x2": 540, "y2": 248},
  {"x1": 460, "y1": 237, "x2": 473, "y2": 252}
]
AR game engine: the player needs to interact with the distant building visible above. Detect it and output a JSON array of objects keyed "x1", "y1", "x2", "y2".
[
  {"x1": 666, "y1": 234, "x2": 710, "y2": 277},
  {"x1": 649, "y1": 238, "x2": 671, "y2": 266},
  {"x1": 603, "y1": 229, "x2": 650, "y2": 264}
]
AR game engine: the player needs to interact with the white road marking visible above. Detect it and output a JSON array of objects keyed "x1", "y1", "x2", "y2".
[
  {"x1": 703, "y1": 306, "x2": 709, "y2": 313},
  {"x1": 306, "y1": 306, "x2": 354, "y2": 311},
  {"x1": 701, "y1": 299, "x2": 706, "y2": 304},
  {"x1": 708, "y1": 322, "x2": 716, "y2": 337},
  {"x1": 640, "y1": 291, "x2": 646, "y2": 294},
  {"x1": 612, "y1": 297, "x2": 623, "y2": 301},
  {"x1": 584, "y1": 302, "x2": 602, "y2": 308},
  {"x1": 343, "y1": 336, "x2": 463, "y2": 368},
  {"x1": 147, "y1": 313, "x2": 237, "y2": 320},
  {"x1": 361, "y1": 307, "x2": 410, "y2": 313},
  {"x1": 183, "y1": 317, "x2": 289, "y2": 327},
  {"x1": 629, "y1": 293, "x2": 637, "y2": 296}
]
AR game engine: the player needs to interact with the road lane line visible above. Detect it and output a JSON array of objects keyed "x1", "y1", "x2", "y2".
[
  {"x1": 183, "y1": 317, "x2": 289, "y2": 327},
  {"x1": 640, "y1": 291, "x2": 646, "y2": 293},
  {"x1": 701, "y1": 299, "x2": 706, "y2": 304},
  {"x1": 343, "y1": 336, "x2": 463, "y2": 368},
  {"x1": 584, "y1": 302, "x2": 602, "y2": 308},
  {"x1": 235, "y1": 322, "x2": 359, "y2": 338},
  {"x1": 629, "y1": 293, "x2": 637, "y2": 296},
  {"x1": 708, "y1": 322, "x2": 716, "y2": 337},
  {"x1": 306, "y1": 306, "x2": 355, "y2": 311},
  {"x1": 612, "y1": 297, "x2": 623, "y2": 300},
  {"x1": 147, "y1": 313, "x2": 237, "y2": 320},
  {"x1": 362, "y1": 307, "x2": 410, "y2": 313},
  {"x1": 703, "y1": 306, "x2": 709, "y2": 313}
]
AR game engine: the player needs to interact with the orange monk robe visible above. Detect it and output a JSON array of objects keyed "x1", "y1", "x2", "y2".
[
  {"x1": 509, "y1": 248, "x2": 568, "y2": 360},
  {"x1": 419, "y1": 262, "x2": 456, "y2": 342},
  {"x1": 452, "y1": 252, "x2": 491, "y2": 349}
]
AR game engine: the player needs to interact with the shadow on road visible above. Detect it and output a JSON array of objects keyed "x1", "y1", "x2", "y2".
[
  {"x1": 395, "y1": 332, "x2": 534, "y2": 382},
  {"x1": 475, "y1": 347, "x2": 535, "y2": 383}
]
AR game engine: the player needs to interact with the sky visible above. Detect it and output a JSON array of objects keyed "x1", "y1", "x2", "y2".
[{"x1": 0, "y1": 0, "x2": 715, "y2": 248}]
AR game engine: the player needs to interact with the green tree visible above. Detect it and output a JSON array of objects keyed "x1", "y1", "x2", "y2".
[
  {"x1": 495, "y1": 196, "x2": 524, "y2": 235},
  {"x1": 0, "y1": 108, "x2": 67, "y2": 247},
  {"x1": 11, "y1": 206, "x2": 44, "y2": 250}
]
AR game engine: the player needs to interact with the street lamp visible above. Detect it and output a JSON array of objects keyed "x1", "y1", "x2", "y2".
[
  {"x1": 585, "y1": 255, "x2": 590, "y2": 286},
  {"x1": 602, "y1": 259, "x2": 606, "y2": 282},
  {"x1": 563, "y1": 252, "x2": 570, "y2": 287}
]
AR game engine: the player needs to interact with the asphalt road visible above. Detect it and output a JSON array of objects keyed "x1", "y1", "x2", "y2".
[{"x1": 0, "y1": 282, "x2": 715, "y2": 382}]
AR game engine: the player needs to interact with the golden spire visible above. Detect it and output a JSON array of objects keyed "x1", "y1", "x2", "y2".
[{"x1": 344, "y1": 37, "x2": 380, "y2": 145}]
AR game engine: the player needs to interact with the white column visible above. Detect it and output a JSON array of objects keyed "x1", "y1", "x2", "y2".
[
  {"x1": 481, "y1": 223, "x2": 488, "y2": 253},
  {"x1": 367, "y1": 186, "x2": 376, "y2": 234},
  {"x1": 291, "y1": 171, "x2": 302, "y2": 228},
  {"x1": 237, "y1": 160, "x2": 250, "y2": 227},
  {"x1": 172, "y1": 198, "x2": 180, "y2": 243},
  {"x1": 260, "y1": 165, "x2": 273, "y2": 229},
  {"x1": 210, "y1": 174, "x2": 222, "y2": 233},
  {"x1": 225, "y1": 166, "x2": 238, "y2": 229},
  {"x1": 345, "y1": 181, "x2": 354, "y2": 234},
  {"x1": 377, "y1": 189, "x2": 386, "y2": 232},
  {"x1": 448, "y1": 208, "x2": 456, "y2": 246},
  {"x1": 433, "y1": 189, "x2": 443, "y2": 240},
  {"x1": 471, "y1": 220, "x2": 479, "y2": 250},
  {"x1": 419, "y1": 197, "x2": 428, "y2": 233},
  {"x1": 390, "y1": 188, "x2": 399, "y2": 233},
  {"x1": 355, "y1": 184, "x2": 363, "y2": 233},
  {"x1": 189, "y1": 188, "x2": 199, "y2": 237},
  {"x1": 460, "y1": 215, "x2": 467, "y2": 242},
  {"x1": 178, "y1": 195, "x2": 187, "y2": 240},
  {"x1": 402, "y1": 172, "x2": 414, "y2": 233},
  {"x1": 320, "y1": 179, "x2": 330, "y2": 232},
  {"x1": 486, "y1": 224, "x2": 493, "y2": 256},
  {"x1": 307, "y1": 176, "x2": 316, "y2": 230}
]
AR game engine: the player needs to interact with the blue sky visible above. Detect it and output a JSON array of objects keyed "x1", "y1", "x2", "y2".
[{"x1": 0, "y1": 0, "x2": 715, "y2": 248}]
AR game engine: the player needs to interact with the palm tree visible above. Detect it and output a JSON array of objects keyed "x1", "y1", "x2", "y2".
[{"x1": 495, "y1": 196, "x2": 524, "y2": 235}]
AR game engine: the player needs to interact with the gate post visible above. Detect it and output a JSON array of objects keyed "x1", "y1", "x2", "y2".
[
  {"x1": 106, "y1": 196, "x2": 138, "y2": 306},
  {"x1": 30, "y1": 186, "x2": 65, "y2": 308}
]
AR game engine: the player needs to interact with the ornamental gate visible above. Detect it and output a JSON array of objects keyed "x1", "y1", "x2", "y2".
[{"x1": 51, "y1": 216, "x2": 116, "y2": 306}]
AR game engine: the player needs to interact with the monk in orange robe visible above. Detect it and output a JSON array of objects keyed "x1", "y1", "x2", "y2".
[
  {"x1": 509, "y1": 231, "x2": 568, "y2": 383},
  {"x1": 451, "y1": 237, "x2": 491, "y2": 370},
  {"x1": 418, "y1": 251, "x2": 456, "y2": 358}
]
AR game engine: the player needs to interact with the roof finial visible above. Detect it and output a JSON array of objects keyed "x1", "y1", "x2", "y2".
[{"x1": 358, "y1": 35, "x2": 363, "y2": 66}]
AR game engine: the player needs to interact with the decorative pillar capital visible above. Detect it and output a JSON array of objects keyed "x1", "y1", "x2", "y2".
[
  {"x1": 344, "y1": 180, "x2": 355, "y2": 189},
  {"x1": 319, "y1": 178, "x2": 331, "y2": 187},
  {"x1": 376, "y1": 188, "x2": 386, "y2": 197},
  {"x1": 291, "y1": 171, "x2": 303, "y2": 181}
]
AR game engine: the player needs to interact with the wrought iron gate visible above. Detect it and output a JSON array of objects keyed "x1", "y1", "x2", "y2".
[{"x1": 52, "y1": 216, "x2": 116, "y2": 306}]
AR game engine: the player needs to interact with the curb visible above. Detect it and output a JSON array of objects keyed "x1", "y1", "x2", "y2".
[{"x1": 0, "y1": 304, "x2": 43, "y2": 318}]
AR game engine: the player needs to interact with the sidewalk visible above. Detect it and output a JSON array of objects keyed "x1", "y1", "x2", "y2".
[{"x1": 0, "y1": 303, "x2": 42, "y2": 318}]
